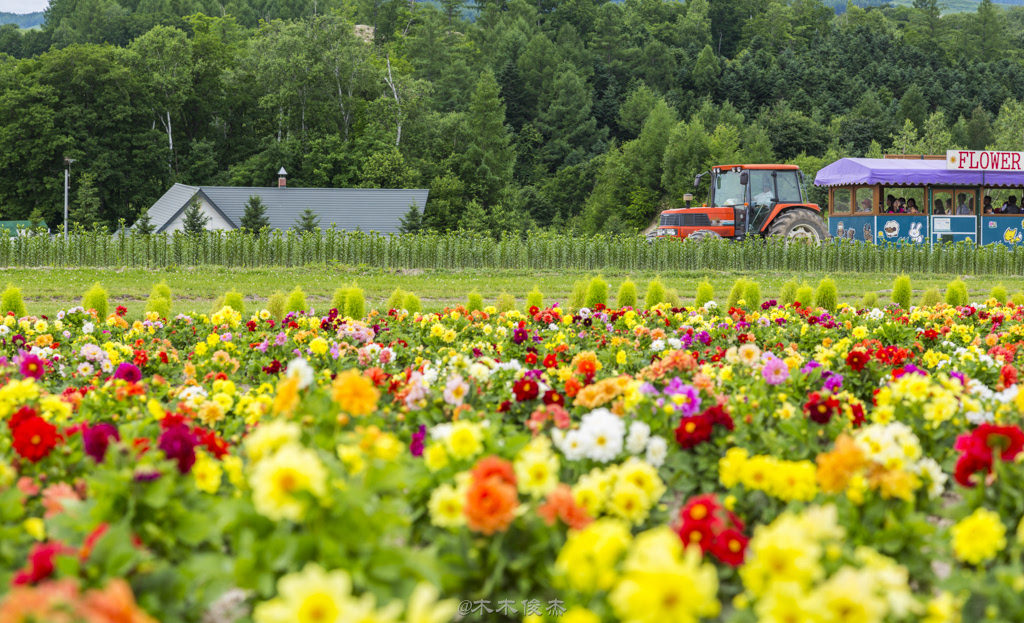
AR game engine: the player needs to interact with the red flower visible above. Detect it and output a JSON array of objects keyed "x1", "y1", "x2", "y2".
[
  {"x1": 542, "y1": 354, "x2": 559, "y2": 369},
  {"x1": 711, "y1": 529, "x2": 748, "y2": 566},
  {"x1": 675, "y1": 414, "x2": 713, "y2": 449},
  {"x1": 849, "y1": 403, "x2": 866, "y2": 428},
  {"x1": 679, "y1": 494, "x2": 721, "y2": 528},
  {"x1": 8, "y1": 405, "x2": 38, "y2": 432},
  {"x1": 12, "y1": 542, "x2": 74, "y2": 586},
  {"x1": 973, "y1": 424, "x2": 1024, "y2": 461},
  {"x1": 512, "y1": 377, "x2": 540, "y2": 402},
  {"x1": 528, "y1": 306, "x2": 540, "y2": 316},
  {"x1": 703, "y1": 405, "x2": 734, "y2": 431},
  {"x1": 677, "y1": 518, "x2": 715, "y2": 553},
  {"x1": 12, "y1": 416, "x2": 58, "y2": 463},
  {"x1": 524, "y1": 352, "x2": 538, "y2": 365},
  {"x1": 541, "y1": 390, "x2": 564, "y2": 407},
  {"x1": 803, "y1": 392, "x2": 839, "y2": 424},
  {"x1": 923, "y1": 329, "x2": 939, "y2": 341},
  {"x1": 952, "y1": 424, "x2": 1024, "y2": 486},
  {"x1": 846, "y1": 350, "x2": 870, "y2": 372},
  {"x1": 1000, "y1": 365, "x2": 1018, "y2": 388}
]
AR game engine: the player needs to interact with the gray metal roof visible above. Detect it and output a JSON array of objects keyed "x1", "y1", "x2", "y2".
[
  {"x1": 145, "y1": 185, "x2": 429, "y2": 233},
  {"x1": 145, "y1": 183, "x2": 198, "y2": 230}
]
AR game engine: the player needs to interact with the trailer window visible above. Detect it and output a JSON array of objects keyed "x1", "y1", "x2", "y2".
[
  {"x1": 855, "y1": 187, "x2": 874, "y2": 213},
  {"x1": 832, "y1": 188, "x2": 851, "y2": 215},
  {"x1": 712, "y1": 171, "x2": 746, "y2": 207},
  {"x1": 776, "y1": 171, "x2": 802, "y2": 203}
]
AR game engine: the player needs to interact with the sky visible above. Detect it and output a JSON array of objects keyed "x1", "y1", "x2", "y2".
[{"x1": 2, "y1": 0, "x2": 48, "y2": 13}]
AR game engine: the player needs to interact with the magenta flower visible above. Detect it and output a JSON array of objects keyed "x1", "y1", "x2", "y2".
[
  {"x1": 113, "y1": 362, "x2": 142, "y2": 383},
  {"x1": 158, "y1": 424, "x2": 197, "y2": 474},
  {"x1": 18, "y1": 352, "x2": 45, "y2": 380},
  {"x1": 410, "y1": 425, "x2": 426, "y2": 457},
  {"x1": 84, "y1": 423, "x2": 120, "y2": 463},
  {"x1": 762, "y1": 357, "x2": 790, "y2": 385}
]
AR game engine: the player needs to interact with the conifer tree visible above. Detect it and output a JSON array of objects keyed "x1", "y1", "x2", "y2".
[
  {"x1": 240, "y1": 195, "x2": 270, "y2": 232},
  {"x1": 133, "y1": 209, "x2": 156, "y2": 235},
  {"x1": 294, "y1": 207, "x2": 320, "y2": 232},
  {"x1": 181, "y1": 196, "x2": 210, "y2": 235},
  {"x1": 460, "y1": 70, "x2": 515, "y2": 208},
  {"x1": 398, "y1": 203, "x2": 422, "y2": 234}
]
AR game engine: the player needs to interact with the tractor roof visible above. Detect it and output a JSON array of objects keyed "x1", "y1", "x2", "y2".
[{"x1": 713, "y1": 164, "x2": 801, "y2": 171}]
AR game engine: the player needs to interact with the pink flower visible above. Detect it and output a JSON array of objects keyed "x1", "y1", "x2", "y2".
[
  {"x1": 761, "y1": 356, "x2": 790, "y2": 385},
  {"x1": 18, "y1": 352, "x2": 45, "y2": 380},
  {"x1": 42, "y1": 483, "x2": 80, "y2": 518}
]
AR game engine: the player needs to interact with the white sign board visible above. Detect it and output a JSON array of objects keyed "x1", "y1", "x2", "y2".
[
  {"x1": 947, "y1": 150, "x2": 1024, "y2": 171},
  {"x1": 933, "y1": 217, "x2": 951, "y2": 232}
]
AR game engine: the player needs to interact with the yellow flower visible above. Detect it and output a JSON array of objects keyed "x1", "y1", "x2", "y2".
[
  {"x1": 337, "y1": 445, "x2": 366, "y2": 475},
  {"x1": 814, "y1": 567, "x2": 887, "y2": 623},
  {"x1": 372, "y1": 433, "x2": 401, "y2": 461},
  {"x1": 951, "y1": 508, "x2": 1006, "y2": 565},
  {"x1": 617, "y1": 458, "x2": 666, "y2": 503},
  {"x1": 923, "y1": 591, "x2": 962, "y2": 623},
  {"x1": 223, "y1": 455, "x2": 246, "y2": 491},
  {"x1": 193, "y1": 451, "x2": 223, "y2": 494},
  {"x1": 272, "y1": 374, "x2": 301, "y2": 416},
  {"x1": 423, "y1": 443, "x2": 449, "y2": 472},
  {"x1": 404, "y1": 582, "x2": 458, "y2": 623},
  {"x1": 555, "y1": 519, "x2": 632, "y2": 592},
  {"x1": 561, "y1": 607, "x2": 600, "y2": 623},
  {"x1": 572, "y1": 474, "x2": 606, "y2": 517},
  {"x1": 606, "y1": 480, "x2": 650, "y2": 525},
  {"x1": 309, "y1": 337, "x2": 329, "y2": 356},
  {"x1": 514, "y1": 448, "x2": 560, "y2": 499},
  {"x1": 616, "y1": 350, "x2": 627, "y2": 365},
  {"x1": 331, "y1": 370, "x2": 380, "y2": 416},
  {"x1": 718, "y1": 447, "x2": 749, "y2": 488},
  {"x1": 427, "y1": 483, "x2": 466, "y2": 529},
  {"x1": 23, "y1": 517, "x2": 45, "y2": 541},
  {"x1": 445, "y1": 421, "x2": 483, "y2": 460},
  {"x1": 249, "y1": 443, "x2": 327, "y2": 522},
  {"x1": 244, "y1": 420, "x2": 301, "y2": 463},
  {"x1": 253, "y1": 563, "x2": 355, "y2": 623}
]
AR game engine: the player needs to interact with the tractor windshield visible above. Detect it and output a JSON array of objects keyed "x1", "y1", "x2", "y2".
[{"x1": 712, "y1": 171, "x2": 746, "y2": 207}]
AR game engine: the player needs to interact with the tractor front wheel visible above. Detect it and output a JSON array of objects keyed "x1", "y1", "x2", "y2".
[
  {"x1": 766, "y1": 209, "x2": 827, "y2": 244},
  {"x1": 685, "y1": 229, "x2": 723, "y2": 243}
]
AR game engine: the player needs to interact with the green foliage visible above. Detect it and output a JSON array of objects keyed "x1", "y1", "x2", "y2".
[
  {"x1": 645, "y1": 278, "x2": 667, "y2": 309},
  {"x1": 615, "y1": 280, "x2": 637, "y2": 309},
  {"x1": 145, "y1": 281, "x2": 172, "y2": 319},
  {"x1": 285, "y1": 286, "x2": 307, "y2": 313},
  {"x1": 240, "y1": 196, "x2": 270, "y2": 233},
  {"x1": 0, "y1": 284, "x2": 26, "y2": 318},
  {"x1": 387, "y1": 288, "x2": 407, "y2": 311},
  {"x1": 795, "y1": 283, "x2": 815, "y2": 308},
  {"x1": 496, "y1": 292, "x2": 517, "y2": 313},
  {"x1": 726, "y1": 278, "x2": 749, "y2": 308},
  {"x1": 1012, "y1": 292, "x2": 1024, "y2": 306},
  {"x1": 466, "y1": 290, "x2": 484, "y2": 312},
  {"x1": 742, "y1": 280, "x2": 762, "y2": 309},
  {"x1": 133, "y1": 210, "x2": 155, "y2": 235},
  {"x1": 398, "y1": 204, "x2": 423, "y2": 235},
  {"x1": 921, "y1": 288, "x2": 943, "y2": 307},
  {"x1": 223, "y1": 290, "x2": 245, "y2": 314},
  {"x1": 526, "y1": 286, "x2": 544, "y2": 312},
  {"x1": 293, "y1": 208, "x2": 321, "y2": 233},
  {"x1": 695, "y1": 279, "x2": 714, "y2": 308},
  {"x1": 181, "y1": 197, "x2": 210, "y2": 236},
  {"x1": 945, "y1": 279, "x2": 968, "y2": 307},
  {"x1": 266, "y1": 291, "x2": 287, "y2": 320},
  {"x1": 345, "y1": 286, "x2": 365, "y2": 319},
  {"x1": 665, "y1": 287, "x2": 681, "y2": 308},
  {"x1": 584, "y1": 276, "x2": 609, "y2": 308},
  {"x1": 82, "y1": 282, "x2": 109, "y2": 319},
  {"x1": 403, "y1": 292, "x2": 422, "y2": 314},
  {"x1": 892, "y1": 275, "x2": 912, "y2": 309},
  {"x1": 569, "y1": 281, "x2": 588, "y2": 310},
  {"x1": 332, "y1": 288, "x2": 351, "y2": 315},
  {"x1": 861, "y1": 292, "x2": 878, "y2": 309},
  {"x1": 815, "y1": 278, "x2": 838, "y2": 313},
  {"x1": 780, "y1": 279, "x2": 799, "y2": 306},
  {"x1": 990, "y1": 284, "x2": 1008, "y2": 304}
]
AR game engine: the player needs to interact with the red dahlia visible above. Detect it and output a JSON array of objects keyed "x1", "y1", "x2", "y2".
[{"x1": 12, "y1": 416, "x2": 58, "y2": 463}]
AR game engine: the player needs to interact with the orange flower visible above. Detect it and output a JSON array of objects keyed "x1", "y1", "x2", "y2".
[
  {"x1": 272, "y1": 374, "x2": 301, "y2": 416},
  {"x1": 79, "y1": 579, "x2": 159, "y2": 623},
  {"x1": 0, "y1": 579, "x2": 79, "y2": 622},
  {"x1": 816, "y1": 435, "x2": 868, "y2": 493},
  {"x1": 331, "y1": 370, "x2": 380, "y2": 416},
  {"x1": 464, "y1": 476, "x2": 519, "y2": 535},
  {"x1": 42, "y1": 483, "x2": 80, "y2": 519},
  {"x1": 471, "y1": 456, "x2": 516, "y2": 487},
  {"x1": 537, "y1": 484, "x2": 592, "y2": 530},
  {"x1": 564, "y1": 377, "x2": 582, "y2": 398}
]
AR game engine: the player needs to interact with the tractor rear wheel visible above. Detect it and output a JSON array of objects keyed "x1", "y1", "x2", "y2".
[
  {"x1": 685, "y1": 229, "x2": 723, "y2": 243},
  {"x1": 766, "y1": 209, "x2": 827, "y2": 244}
]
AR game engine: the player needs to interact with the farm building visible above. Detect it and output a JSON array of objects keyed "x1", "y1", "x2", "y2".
[{"x1": 139, "y1": 173, "x2": 429, "y2": 234}]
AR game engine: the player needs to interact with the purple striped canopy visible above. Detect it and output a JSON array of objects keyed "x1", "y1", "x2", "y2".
[{"x1": 814, "y1": 158, "x2": 1024, "y2": 188}]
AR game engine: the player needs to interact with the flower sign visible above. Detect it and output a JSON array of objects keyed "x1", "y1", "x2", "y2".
[{"x1": 947, "y1": 149, "x2": 1024, "y2": 171}]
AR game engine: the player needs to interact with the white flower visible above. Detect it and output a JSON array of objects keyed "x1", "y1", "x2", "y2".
[
  {"x1": 100, "y1": 360, "x2": 113, "y2": 373},
  {"x1": 179, "y1": 385, "x2": 208, "y2": 401},
  {"x1": 0, "y1": 325, "x2": 8, "y2": 336},
  {"x1": 559, "y1": 429, "x2": 587, "y2": 461},
  {"x1": 430, "y1": 423, "x2": 453, "y2": 441},
  {"x1": 667, "y1": 337, "x2": 682, "y2": 350},
  {"x1": 703, "y1": 300, "x2": 717, "y2": 311},
  {"x1": 645, "y1": 436, "x2": 668, "y2": 467},
  {"x1": 548, "y1": 323, "x2": 559, "y2": 332},
  {"x1": 285, "y1": 357, "x2": 315, "y2": 389},
  {"x1": 916, "y1": 457, "x2": 947, "y2": 499},
  {"x1": 468, "y1": 362, "x2": 490, "y2": 382},
  {"x1": 625, "y1": 421, "x2": 651, "y2": 454},
  {"x1": 578, "y1": 307, "x2": 592, "y2": 319},
  {"x1": 867, "y1": 308, "x2": 884, "y2": 321},
  {"x1": 77, "y1": 362, "x2": 94, "y2": 376},
  {"x1": 422, "y1": 366, "x2": 439, "y2": 386},
  {"x1": 578, "y1": 409, "x2": 625, "y2": 462},
  {"x1": 650, "y1": 339, "x2": 665, "y2": 352},
  {"x1": 82, "y1": 322, "x2": 95, "y2": 334}
]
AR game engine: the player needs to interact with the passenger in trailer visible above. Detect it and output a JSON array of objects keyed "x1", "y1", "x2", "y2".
[
  {"x1": 907, "y1": 198, "x2": 920, "y2": 214},
  {"x1": 1001, "y1": 196, "x2": 1020, "y2": 214},
  {"x1": 956, "y1": 193, "x2": 972, "y2": 215},
  {"x1": 933, "y1": 199, "x2": 945, "y2": 215},
  {"x1": 983, "y1": 196, "x2": 994, "y2": 214}
]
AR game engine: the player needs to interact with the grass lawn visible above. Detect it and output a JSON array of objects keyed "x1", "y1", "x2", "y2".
[{"x1": 3, "y1": 266, "x2": 1021, "y2": 318}]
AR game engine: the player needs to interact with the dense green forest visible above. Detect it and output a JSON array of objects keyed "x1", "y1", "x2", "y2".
[{"x1": 3, "y1": 0, "x2": 1024, "y2": 235}]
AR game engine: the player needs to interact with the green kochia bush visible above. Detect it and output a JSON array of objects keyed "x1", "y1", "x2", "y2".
[
  {"x1": 1013, "y1": 292, "x2": 1024, "y2": 306},
  {"x1": 467, "y1": 290, "x2": 484, "y2": 312},
  {"x1": 526, "y1": 286, "x2": 544, "y2": 311},
  {"x1": 615, "y1": 280, "x2": 637, "y2": 308},
  {"x1": 569, "y1": 281, "x2": 588, "y2": 310},
  {"x1": 146, "y1": 281, "x2": 172, "y2": 319},
  {"x1": 345, "y1": 286, "x2": 366, "y2": 319},
  {"x1": 584, "y1": 276, "x2": 609, "y2": 308},
  {"x1": 861, "y1": 292, "x2": 878, "y2": 309},
  {"x1": 82, "y1": 282, "x2": 109, "y2": 319},
  {"x1": 892, "y1": 275, "x2": 911, "y2": 309},
  {"x1": 795, "y1": 283, "x2": 814, "y2": 308},
  {"x1": 285, "y1": 286, "x2": 307, "y2": 313},
  {"x1": 644, "y1": 278, "x2": 667, "y2": 309},
  {"x1": 726, "y1": 278, "x2": 749, "y2": 308},
  {"x1": 743, "y1": 280, "x2": 762, "y2": 309},
  {"x1": 1, "y1": 285, "x2": 26, "y2": 318},
  {"x1": 332, "y1": 287, "x2": 351, "y2": 314},
  {"x1": 815, "y1": 278, "x2": 838, "y2": 312},
  {"x1": 267, "y1": 291, "x2": 286, "y2": 319},
  {"x1": 695, "y1": 280, "x2": 714, "y2": 308},
  {"x1": 665, "y1": 288, "x2": 681, "y2": 308},
  {"x1": 780, "y1": 279, "x2": 798, "y2": 306},
  {"x1": 991, "y1": 284, "x2": 1008, "y2": 304},
  {"x1": 223, "y1": 290, "x2": 245, "y2": 314},
  {"x1": 920, "y1": 288, "x2": 943, "y2": 307},
  {"x1": 387, "y1": 288, "x2": 407, "y2": 311},
  {"x1": 496, "y1": 292, "x2": 516, "y2": 313},
  {"x1": 945, "y1": 279, "x2": 968, "y2": 307},
  {"x1": 403, "y1": 292, "x2": 422, "y2": 314}
]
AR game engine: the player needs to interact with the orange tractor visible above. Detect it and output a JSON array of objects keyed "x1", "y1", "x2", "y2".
[{"x1": 656, "y1": 164, "x2": 828, "y2": 243}]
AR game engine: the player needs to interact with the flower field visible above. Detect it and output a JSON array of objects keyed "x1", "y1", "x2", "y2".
[{"x1": 2, "y1": 293, "x2": 1024, "y2": 622}]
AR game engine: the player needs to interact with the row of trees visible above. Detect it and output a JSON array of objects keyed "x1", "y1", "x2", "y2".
[{"x1": 3, "y1": 0, "x2": 1024, "y2": 236}]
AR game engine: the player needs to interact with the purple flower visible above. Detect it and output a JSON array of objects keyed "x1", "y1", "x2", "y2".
[
  {"x1": 823, "y1": 371, "x2": 844, "y2": 393},
  {"x1": 134, "y1": 469, "x2": 162, "y2": 482},
  {"x1": 762, "y1": 357, "x2": 790, "y2": 385},
  {"x1": 221, "y1": 333, "x2": 232, "y2": 342},
  {"x1": 512, "y1": 327, "x2": 528, "y2": 345},
  {"x1": 18, "y1": 351, "x2": 45, "y2": 380},
  {"x1": 638, "y1": 382, "x2": 659, "y2": 396},
  {"x1": 84, "y1": 423, "x2": 119, "y2": 463},
  {"x1": 274, "y1": 332, "x2": 288, "y2": 346},
  {"x1": 697, "y1": 331, "x2": 712, "y2": 346},
  {"x1": 256, "y1": 340, "x2": 269, "y2": 353},
  {"x1": 113, "y1": 362, "x2": 142, "y2": 383},
  {"x1": 158, "y1": 424, "x2": 197, "y2": 474},
  {"x1": 410, "y1": 425, "x2": 426, "y2": 457},
  {"x1": 800, "y1": 361, "x2": 822, "y2": 375},
  {"x1": 949, "y1": 370, "x2": 967, "y2": 386},
  {"x1": 663, "y1": 379, "x2": 701, "y2": 417}
]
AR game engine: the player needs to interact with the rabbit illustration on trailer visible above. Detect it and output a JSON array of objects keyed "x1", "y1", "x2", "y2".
[
  {"x1": 836, "y1": 222, "x2": 844, "y2": 238},
  {"x1": 908, "y1": 222, "x2": 923, "y2": 244},
  {"x1": 863, "y1": 224, "x2": 872, "y2": 240}
]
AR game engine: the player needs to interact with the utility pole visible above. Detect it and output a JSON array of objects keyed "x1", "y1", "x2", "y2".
[{"x1": 63, "y1": 157, "x2": 75, "y2": 241}]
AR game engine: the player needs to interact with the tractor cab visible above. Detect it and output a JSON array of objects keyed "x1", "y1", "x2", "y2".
[{"x1": 657, "y1": 164, "x2": 826, "y2": 243}]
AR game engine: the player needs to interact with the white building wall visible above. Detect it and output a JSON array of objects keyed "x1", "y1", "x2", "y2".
[{"x1": 162, "y1": 197, "x2": 235, "y2": 232}]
